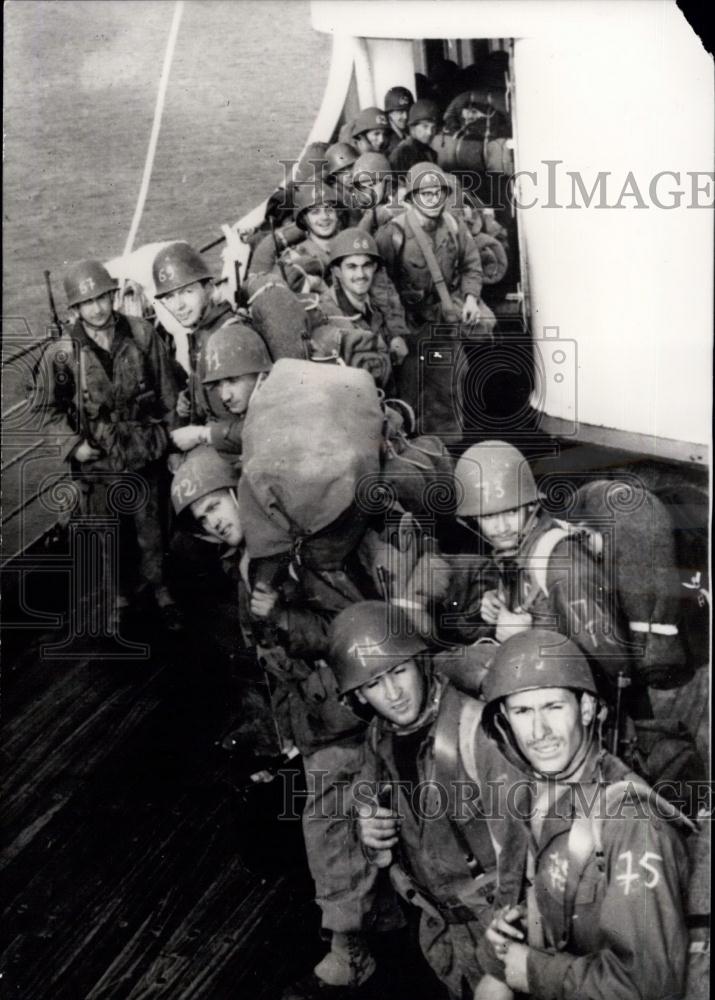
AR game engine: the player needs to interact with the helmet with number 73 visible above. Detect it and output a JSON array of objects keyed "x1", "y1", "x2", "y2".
[
  {"x1": 152, "y1": 241, "x2": 213, "y2": 299},
  {"x1": 64, "y1": 260, "x2": 119, "y2": 307},
  {"x1": 329, "y1": 601, "x2": 431, "y2": 696},
  {"x1": 482, "y1": 629, "x2": 599, "y2": 710},
  {"x1": 171, "y1": 445, "x2": 237, "y2": 515},
  {"x1": 454, "y1": 441, "x2": 540, "y2": 517}
]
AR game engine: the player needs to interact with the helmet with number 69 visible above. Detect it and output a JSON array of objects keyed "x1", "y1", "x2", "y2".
[
  {"x1": 152, "y1": 241, "x2": 213, "y2": 299},
  {"x1": 64, "y1": 260, "x2": 119, "y2": 307}
]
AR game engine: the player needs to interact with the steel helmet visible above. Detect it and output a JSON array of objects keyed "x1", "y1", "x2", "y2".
[
  {"x1": 170, "y1": 445, "x2": 237, "y2": 515},
  {"x1": 454, "y1": 441, "x2": 539, "y2": 517},
  {"x1": 351, "y1": 107, "x2": 389, "y2": 139},
  {"x1": 482, "y1": 630, "x2": 598, "y2": 711},
  {"x1": 202, "y1": 324, "x2": 272, "y2": 384},
  {"x1": 64, "y1": 260, "x2": 119, "y2": 307},
  {"x1": 328, "y1": 228, "x2": 382, "y2": 268},
  {"x1": 351, "y1": 152, "x2": 391, "y2": 181},
  {"x1": 384, "y1": 86, "x2": 414, "y2": 113},
  {"x1": 403, "y1": 162, "x2": 451, "y2": 200},
  {"x1": 293, "y1": 182, "x2": 340, "y2": 227},
  {"x1": 408, "y1": 99, "x2": 440, "y2": 127},
  {"x1": 329, "y1": 601, "x2": 431, "y2": 696},
  {"x1": 325, "y1": 142, "x2": 359, "y2": 178},
  {"x1": 152, "y1": 241, "x2": 213, "y2": 299},
  {"x1": 463, "y1": 89, "x2": 490, "y2": 111}
]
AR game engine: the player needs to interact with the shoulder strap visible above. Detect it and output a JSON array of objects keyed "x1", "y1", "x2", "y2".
[
  {"x1": 522, "y1": 521, "x2": 575, "y2": 605},
  {"x1": 403, "y1": 210, "x2": 458, "y2": 320}
]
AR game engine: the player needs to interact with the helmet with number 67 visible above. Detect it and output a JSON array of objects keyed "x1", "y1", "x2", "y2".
[
  {"x1": 64, "y1": 260, "x2": 119, "y2": 307},
  {"x1": 170, "y1": 445, "x2": 237, "y2": 514},
  {"x1": 454, "y1": 440, "x2": 539, "y2": 517},
  {"x1": 152, "y1": 241, "x2": 212, "y2": 299},
  {"x1": 329, "y1": 601, "x2": 430, "y2": 696}
]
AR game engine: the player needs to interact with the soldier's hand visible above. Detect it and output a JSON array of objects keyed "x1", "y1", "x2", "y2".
[
  {"x1": 176, "y1": 389, "x2": 191, "y2": 419},
  {"x1": 356, "y1": 804, "x2": 400, "y2": 851},
  {"x1": 480, "y1": 589, "x2": 504, "y2": 624},
  {"x1": 462, "y1": 294, "x2": 481, "y2": 324},
  {"x1": 486, "y1": 906, "x2": 529, "y2": 992},
  {"x1": 170, "y1": 425, "x2": 210, "y2": 452},
  {"x1": 73, "y1": 440, "x2": 101, "y2": 463},
  {"x1": 495, "y1": 608, "x2": 533, "y2": 643},
  {"x1": 250, "y1": 584, "x2": 279, "y2": 621},
  {"x1": 473, "y1": 974, "x2": 515, "y2": 1000},
  {"x1": 389, "y1": 335, "x2": 409, "y2": 366}
]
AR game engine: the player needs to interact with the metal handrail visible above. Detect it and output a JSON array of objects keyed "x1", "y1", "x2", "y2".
[
  {"x1": 0, "y1": 440, "x2": 43, "y2": 473},
  {"x1": 2, "y1": 336, "x2": 50, "y2": 368},
  {"x1": 1, "y1": 473, "x2": 68, "y2": 526}
]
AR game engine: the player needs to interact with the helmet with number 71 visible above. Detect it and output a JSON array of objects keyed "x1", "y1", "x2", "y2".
[
  {"x1": 202, "y1": 325, "x2": 272, "y2": 384},
  {"x1": 329, "y1": 601, "x2": 431, "y2": 696},
  {"x1": 171, "y1": 445, "x2": 237, "y2": 515},
  {"x1": 152, "y1": 241, "x2": 213, "y2": 299},
  {"x1": 64, "y1": 260, "x2": 119, "y2": 307},
  {"x1": 454, "y1": 440, "x2": 540, "y2": 517}
]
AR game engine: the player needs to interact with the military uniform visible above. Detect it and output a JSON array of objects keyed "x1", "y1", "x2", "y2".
[
  {"x1": 476, "y1": 733, "x2": 690, "y2": 1000},
  {"x1": 376, "y1": 206, "x2": 484, "y2": 437},
  {"x1": 32, "y1": 310, "x2": 178, "y2": 601},
  {"x1": 362, "y1": 674, "x2": 500, "y2": 998}
]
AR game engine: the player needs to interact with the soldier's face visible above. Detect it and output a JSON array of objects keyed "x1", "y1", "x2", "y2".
[
  {"x1": 411, "y1": 182, "x2": 447, "y2": 219},
  {"x1": 477, "y1": 505, "x2": 530, "y2": 551},
  {"x1": 161, "y1": 280, "x2": 212, "y2": 328},
  {"x1": 357, "y1": 130, "x2": 387, "y2": 154},
  {"x1": 388, "y1": 109, "x2": 408, "y2": 133},
  {"x1": 190, "y1": 489, "x2": 243, "y2": 547},
  {"x1": 334, "y1": 254, "x2": 378, "y2": 297},
  {"x1": 504, "y1": 687, "x2": 595, "y2": 774},
  {"x1": 217, "y1": 373, "x2": 258, "y2": 416},
  {"x1": 305, "y1": 203, "x2": 339, "y2": 239},
  {"x1": 462, "y1": 106, "x2": 487, "y2": 126},
  {"x1": 410, "y1": 120, "x2": 437, "y2": 145},
  {"x1": 77, "y1": 291, "x2": 114, "y2": 330},
  {"x1": 351, "y1": 171, "x2": 386, "y2": 208},
  {"x1": 357, "y1": 659, "x2": 425, "y2": 726}
]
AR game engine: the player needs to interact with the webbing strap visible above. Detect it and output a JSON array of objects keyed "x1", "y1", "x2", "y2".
[{"x1": 403, "y1": 210, "x2": 458, "y2": 320}]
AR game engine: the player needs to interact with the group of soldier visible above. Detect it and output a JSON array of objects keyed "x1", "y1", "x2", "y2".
[{"x1": 32, "y1": 72, "x2": 708, "y2": 1000}]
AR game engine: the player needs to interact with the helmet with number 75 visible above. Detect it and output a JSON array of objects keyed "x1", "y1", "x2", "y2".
[{"x1": 152, "y1": 241, "x2": 213, "y2": 299}]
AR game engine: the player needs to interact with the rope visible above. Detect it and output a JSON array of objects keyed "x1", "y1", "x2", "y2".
[{"x1": 121, "y1": 1, "x2": 184, "y2": 258}]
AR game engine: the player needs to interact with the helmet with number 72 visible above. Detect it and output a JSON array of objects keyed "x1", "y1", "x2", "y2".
[
  {"x1": 454, "y1": 441, "x2": 539, "y2": 517},
  {"x1": 171, "y1": 445, "x2": 237, "y2": 515},
  {"x1": 329, "y1": 601, "x2": 430, "y2": 696},
  {"x1": 64, "y1": 260, "x2": 119, "y2": 307},
  {"x1": 152, "y1": 241, "x2": 213, "y2": 299}
]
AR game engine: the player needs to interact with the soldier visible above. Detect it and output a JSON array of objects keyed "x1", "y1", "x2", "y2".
[
  {"x1": 152, "y1": 241, "x2": 249, "y2": 456},
  {"x1": 473, "y1": 630, "x2": 690, "y2": 1000},
  {"x1": 200, "y1": 323, "x2": 272, "y2": 452},
  {"x1": 348, "y1": 152, "x2": 397, "y2": 233},
  {"x1": 332, "y1": 601, "x2": 503, "y2": 999},
  {"x1": 388, "y1": 100, "x2": 441, "y2": 181},
  {"x1": 443, "y1": 89, "x2": 510, "y2": 142},
  {"x1": 313, "y1": 227, "x2": 407, "y2": 385},
  {"x1": 452, "y1": 441, "x2": 635, "y2": 704},
  {"x1": 350, "y1": 106, "x2": 390, "y2": 155},
  {"x1": 325, "y1": 141, "x2": 360, "y2": 204},
  {"x1": 32, "y1": 259, "x2": 180, "y2": 629},
  {"x1": 383, "y1": 85, "x2": 414, "y2": 155},
  {"x1": 375, "y1": 162, "x2": 484, "y2": 439}
]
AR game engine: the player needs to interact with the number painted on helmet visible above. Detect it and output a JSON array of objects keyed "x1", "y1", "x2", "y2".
[
  {"x1": 175, "y1": 476, "x2": 198, "y2": 501},
  {"x1": 78, "y1": 277, "x2": 96, "y2": 295},
  {"x1": 207, "y1": 347, "x2": 220, "y2": 371},
  {"x1": 376, "y1": 114, "x2": 387, "y2": 125},
  {"x1": 158, "y1": 264, "x2": 176, "y2": 283}
]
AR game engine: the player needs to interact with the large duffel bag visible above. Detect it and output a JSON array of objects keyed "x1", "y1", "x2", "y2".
[{"x1": 239, "y1": 359, "x2": 384, "y2": 559}]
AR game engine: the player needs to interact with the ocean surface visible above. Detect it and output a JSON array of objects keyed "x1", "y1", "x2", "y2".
[{"x1": 2, "y1": 0, "x2": 331, "y2": 558}]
